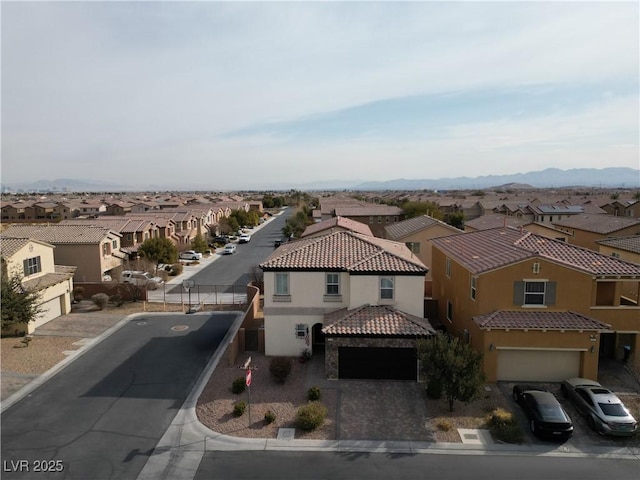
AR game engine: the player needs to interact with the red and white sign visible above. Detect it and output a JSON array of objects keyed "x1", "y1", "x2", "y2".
[{"x1": 245, "y1": 369, "x2": 252, "y2": 387}]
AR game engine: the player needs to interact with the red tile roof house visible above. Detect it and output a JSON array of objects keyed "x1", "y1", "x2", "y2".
[
  {"x1": 431, "y1": 227, "x2": 640, "y2": 382},
  {"x1": 301, "y1": 216, "x2": 374, "y2": 239},
  {"x1": 260, "y1": 231, "x2": 435, "y2": 380}
]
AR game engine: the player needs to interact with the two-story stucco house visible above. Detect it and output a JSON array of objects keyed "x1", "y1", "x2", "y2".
[
  {"x1": 1, "y1": 236, "x2": 76, "y2": 334},
  {"x1": 1, "y1": 224, "x2": 124, "y2": 283},
  {"x1": 431, "y1": 226, "x2": 640, "y2": 383},
  {"x1": 260, "y1": 231, "x2": 435, "y2": 380}
]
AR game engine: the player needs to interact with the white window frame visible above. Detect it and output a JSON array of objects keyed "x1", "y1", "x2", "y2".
[
  {"x1": 524, "y1": 281, "x2": 546, "y2": 306},
  {"x1": 24, "y1": 256, "x2": 42, "y2": 276},
  {"x1": 275, "y1": 273, "x2": 289, "y2": 295},
  {"x1": 325, "y1": 272, "x2": 340, "y2": 296},
  {"x1": 380, "y1": 276, "x2": 394, "y2": 300}
]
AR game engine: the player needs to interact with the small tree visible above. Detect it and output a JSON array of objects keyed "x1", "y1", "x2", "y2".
[
  {"x1": 190, "y1": 234, "x2": 208, "y2": 254},
  {"x1": 138, "y1": 237, "x2": 179, "y2": 273},
  {"x1": 417, "y1": 333, "x2": 485, "y2": 412},
  {"x1": 1, "y1": 271, "x2": 44, "y2": 333}
]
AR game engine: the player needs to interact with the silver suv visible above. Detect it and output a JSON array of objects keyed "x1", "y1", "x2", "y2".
[{"x1": 121, "y1": 270, "x2": 164, "y2": 290}]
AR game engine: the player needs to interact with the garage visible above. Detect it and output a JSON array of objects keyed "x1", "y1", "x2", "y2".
[
  {"x1": 32, "y1": 296, "x2": 62, "y2": 330},
  {"x1": 497, "y1": 349, "x2": 580, "y2": 382},
  {"x1": 338, "y1": 347, "x2": 417, "y2": 380}
]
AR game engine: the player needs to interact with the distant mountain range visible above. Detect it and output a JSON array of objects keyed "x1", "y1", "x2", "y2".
[{"x1": 2, "y1": 167, "x2": 638, "y2": 193}]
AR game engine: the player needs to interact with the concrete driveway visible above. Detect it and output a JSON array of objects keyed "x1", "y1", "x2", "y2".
[{"x1": 1, "y1": 313, "x2": 237, "y2": 480}]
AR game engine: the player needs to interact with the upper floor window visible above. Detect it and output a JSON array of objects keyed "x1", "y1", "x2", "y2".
[
  {"x1": 470, "y1": 276, "x2": 477, "y2": 300},
  {"x1": 326, "y1": 273, "x2": 340, "y2": 295},
  {"x1": 102, "y1": 242, "x2": 111, "y2": 255},
  {"x1": 406, "y1": 242, "x2": 420, "y2": 254},
  {"x1": 447, "y1": 300, "x2": 453, "y2": 322},
  {"x1": 513, "y1": 280, "x2": 556, "y2": 306},
  {"x1": 112, "y1": 240, "x2": 118, "y2": 249},
  {"x1": 524, "y1": 281, "x2": 545, "y2": 305},
  {"x1": 380, "y1": 276, "x2": 394, "y2": 300},
  {"x1": 23, "y1": 256, "x2": 41, "y2": 276},
  {"x1": 446, "y1": 258, "x2": 452, "y2": 278},
  {"x1": 275, "y1": 273, "x2": 289, "y2": 295},
  {"x1": 377, "y1": 216, "x2": 382, "y2": 224}
]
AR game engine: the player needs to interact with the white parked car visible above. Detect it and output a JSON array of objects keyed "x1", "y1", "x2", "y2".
[
  {"x1": 222, "y1": 243, "x2": 237, "y2": 254},
  {"x1": 238, "y1": 233, "x2": 251, "y2": 244},
  {"x1": 121, "y1": 271, "x2": 164, "y2": 290},
  {"x1": 179, "y1": 250, "x2": 203, "y2": 260}
]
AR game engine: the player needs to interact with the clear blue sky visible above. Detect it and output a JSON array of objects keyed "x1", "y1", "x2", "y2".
[{"x1": 2, "y1": 1, "x2": 638, "y2": 189}]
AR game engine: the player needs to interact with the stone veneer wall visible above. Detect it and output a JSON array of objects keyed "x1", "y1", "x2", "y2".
[{"x1": 324, "y1": 336, "x2": 420, "y2": 380}]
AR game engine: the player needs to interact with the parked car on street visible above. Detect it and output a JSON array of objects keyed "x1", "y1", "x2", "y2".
[
  {"x1": 211, "y1": 235, "x2": 230, "y2": 245},
  {"x1": 179, "y1": 250, "x2": 203, "y2": 260},
  {"x1": 513, "y1": 385, "x2": 574, "y2": 440},
  {"x1": 121, "y1": 271, "x2": 164, "y2": 290},
  {"x1": 561, "y1": 378, "x2": 637, "y2": 436},
  {"x1": 222, "y1": 244, "x2": 237, "y2": 255},
  {"x1": 238, "y1": 233, "x2": 251, "y2": 244}
]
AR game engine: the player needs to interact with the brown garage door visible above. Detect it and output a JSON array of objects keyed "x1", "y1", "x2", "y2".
[{"x1": 338, "y1": 347, "x2": 417, "y2": 380}]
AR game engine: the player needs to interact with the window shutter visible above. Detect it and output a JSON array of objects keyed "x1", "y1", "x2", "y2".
[
  {"x1": 23, "y1": 259, "x2": 28, "y2": 275},
  {"x1": 513, "y1": 281, "x2": 524, "y2": 305},
  {"x1": 546, "y1": 281, "x2": 556, "y2": 305}
]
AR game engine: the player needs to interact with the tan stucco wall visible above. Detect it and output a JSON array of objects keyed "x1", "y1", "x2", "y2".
[
  {"x1": 4, "y1": 241, "x2": 56, "y2": 279},
  {"x1": 598, "y1": 244, "x2": 640, "y2": 265},
  {"x1": 348, "y1": 275, "x2": 424, "y2": 317},
  {"x1": 555, "y1": 224, "x2": 640, "y2": 250}
]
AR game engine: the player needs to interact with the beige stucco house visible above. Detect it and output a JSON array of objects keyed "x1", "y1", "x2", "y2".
[
  {"x1": 597, "y1": 235, "x2": 640, "y2": 265},
  {"x1": 552, "y1": 214, "x2": 640, "y2": 250},
  {"x1": 431, "y1": 227, "x2": 640, "y2": 383},
  {"x1": 1, "y1": 224, "x2": 124, "y2": 283},
  {"x1": 260, "y1": 231, "x2": 435, "y2": 380},
  {"x1": 1, "y1": 236, "x2": 76, "y2": 334}
]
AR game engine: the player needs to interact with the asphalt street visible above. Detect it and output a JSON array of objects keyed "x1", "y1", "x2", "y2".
[
  {"x1": 194, "y1": 450, "x2": 640, "y2": 480},
  {"x1": 1, "y1": 313, "x2": 236, "y2": 480}
]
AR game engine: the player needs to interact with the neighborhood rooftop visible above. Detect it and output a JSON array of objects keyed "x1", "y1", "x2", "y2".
[
  {"x1": 1, "y1": 224, "x2": 121, "y2": 243},
  {"x1": 473, "y1": 310, "x2": 611, "y2": 331},
  {"x1": 431, "y1": 226, "x2": 640, "y2": 276},
  {"x1": 384, "y1": 215, "x2": 454, "y2": 240},
  {"x1": 553, "y1": 214, "x2": 640, "y2": 234},
  {"x1": 260, "y1": 230, "x2": 427, "y2": 273}
]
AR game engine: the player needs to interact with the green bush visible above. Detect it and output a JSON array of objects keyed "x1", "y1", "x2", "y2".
[
  {"x1": 233, "y1": 401, "x2": 247, "y2": 417},
  {"x1": 295, "y1": 402, "x2": 327, "y2": 432},
  {"x1": 264, "y1": 410, "x2": 276, "y2": 424},
  {"x1": 485, "y1": 408, "x2": 524, "y2": 444},
  {"x1": 269, "y1": 357, "x2": 292, "y2": 384},
  {"x1": 307, "y1": 386, "x2": 321, "y2": 401},
  {"x1": 426, "y1": 377, "x2": 443, "y2": 399},
  {"x1": 232, "y1": 377, "x2": 246, "y2": 394},
  {"x1": 91, "y1": 293, "x2": 109, "y2": 310}
]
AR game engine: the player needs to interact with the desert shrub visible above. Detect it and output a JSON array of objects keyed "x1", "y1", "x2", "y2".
[
  {"x1": 307, "y1": 386, "x2": 321, "y2": 401},
  {"x1": 436, "y1": 419, "x2": 453, "y2": 432},
  {"x1": 72, "y1": 286, "x2": 84, "y2": 302},
  {"x1": 295, "y1": 402, "x2": 327, "y2": 432},
  {"x1": 233, "y1": 401, "x2": 247, "y2": 417},
  {"x1": 264, "y1": 410, "x2": 276, "y2": 424},
  {"x1": 169, "y1": 263, "x2": 183, "y2": 276},
  {"x1": 426, "y1": 377, "x2": 443, "y2": 399},
  {"x1": 109, "y1": 294, "x2": 124, "y2": 307},
  {"x1": 269, "y1": 357, "x2": 292, "y2": 384},
  {"x1": 485, "y1": 408, "x2": 524, "y2": 444},
  {"x1": 232, "y1": 376, "x2": 246, "y2": 394},
  {"x1": 91, "y1": 293, "x2": 109, "y2": 310}
]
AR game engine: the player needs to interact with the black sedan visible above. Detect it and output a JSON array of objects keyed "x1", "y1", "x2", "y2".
[{"x1": 513, "y1": 385, "x2": 574, "y2": 440}]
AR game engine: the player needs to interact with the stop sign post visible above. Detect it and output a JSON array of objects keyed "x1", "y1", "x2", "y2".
[{"x1": 245, "y1": 369, "x2": 252, "y2": 387}]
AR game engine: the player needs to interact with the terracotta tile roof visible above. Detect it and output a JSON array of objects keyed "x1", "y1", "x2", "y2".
[
  {"x1": 334, "y1": 205, "x2": 402, "y2": 217},
  {"x1": 0, "y1": 237, "x2": 31, "y2": 257},
  {"x1": 464, "y1": 215, "x2": 530, "y2": 231},
  {"x1": 1, "y1": 224, "x2": 120, "y2": 244},
  {"x1": 596, "y1": 235, "x2": 640, "y2": 255},
  {"x1": 553, "y1": 214, "x2": 640, "y2": 234},
  {"x1": 474, "y1": 310, "x2": 610, "y2": 331},
  {"x1": 385, "y1": 215, "x2": 454, "y2": 239},
  {"x1": 322, "y1": 305, "x2": 436, "y2": 336},
  {"x1": 432, "y1": 227, "x2": 640, "y2": 276},
  {"x1": 301, "y1": 216, "x2": 374, "y2": 238},
  {"x1": 260, "y1": 231, "x2": 427, "y2": 274},
  {"x1": 61, "y1": 218, "x2": 154, "y2": 234},
  {"x1": 23, "y1": 269, "x2": 76, "y2": 291}
]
